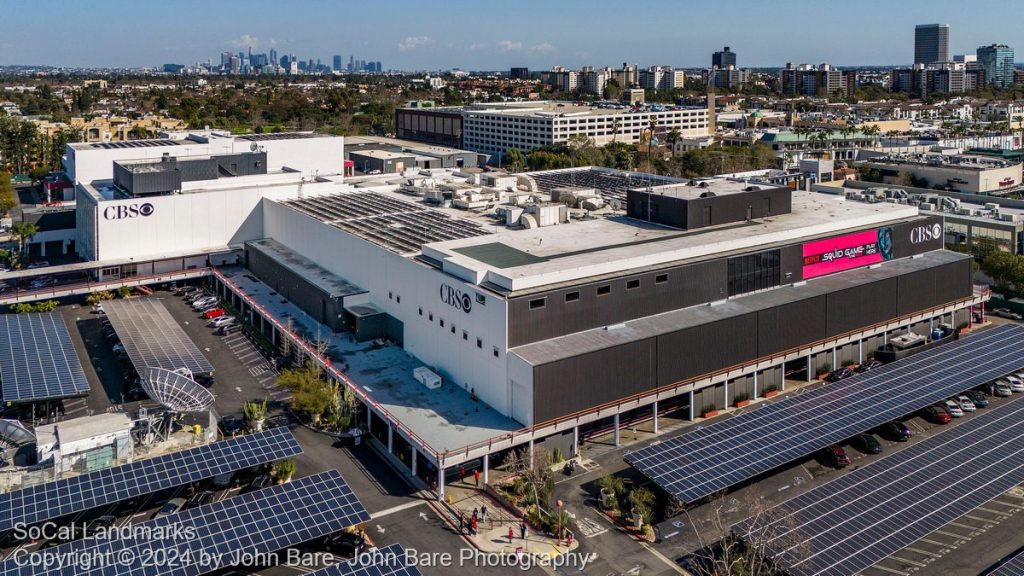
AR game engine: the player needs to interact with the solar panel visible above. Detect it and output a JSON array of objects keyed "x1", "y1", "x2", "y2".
[
  {"x1": 102, "y1": 297, "x2": 215, "y2": 375},
  {"x1": 988, "y1": 549, "x2": 1024, "y2": 576},
  {"x1": 0, "y1": 427, "x2": 301, "y2": 533},
  {"x1": 142, "y1": 366, "x2": 215, "y2": 412},
  {"x1": 306, "y1": 544, "x2": 423, "y2": 576},
  {"x1": 625, "y1": 324, "x2": 1024, "y2": 504},
  {"x1": 0, "y1": 312, "x2": 90, "y2": 402},
  {"x1": 2, "y1": 469, "x2": 369, "y2": 576},
  {"x1": 734, "y1": 397, "x2": 1024, "y2": 576}
]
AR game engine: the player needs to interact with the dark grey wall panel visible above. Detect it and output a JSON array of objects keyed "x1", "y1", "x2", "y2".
[
  {"x1": 245, "y1": 245, "x2": 348, "y2": 332},
  {"x1": 758, "y1": 297, "x2": 826, "y2": 357},
  {"x1": 826, "y1": 278, "x2": 898, "y2": 336},
  {"x1": 656, "y1": 314, "x2": 758, "y2": 386},
  {"x1": 532, "y1": 338, "x2": 656, "y2": 423}
]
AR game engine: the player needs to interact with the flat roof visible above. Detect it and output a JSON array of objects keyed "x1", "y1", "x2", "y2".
[
  {"x1": 102, "y1": 297, "x2": 215, "y2": 375},
  {"x1": 637, "y1": 180, "x2": 784, "y2": 200},
  {"x1": 247, "y1": 238, "x2": 365, "y2": 299},
  {"x1": 511, "y1": 250, "x2": 968, "y2": 366},
  {"x1": 860, "y1": 153, "x2": 1019, "y2": 170},
  {"x1": 237, "y1": 131, "x2": 329, "y2": 141},
  {"x1": 350, "y1": 149, "x2": 415, "y2": 160},
  {"x1": 0, "y1": 312, "x2": 90, "y2": 403},
  {"x1": 423, "y1": 190, "x2": 921, "y2": 292},
  {"x1": 463, "y1": 101, "x2": 705, "y2": 118},
  {"x1": 36, "y1": 413, "x2": 131, "y2": 446},
  {"x1": 526, "y1": 166, "x2": 685, "y2": 203}
]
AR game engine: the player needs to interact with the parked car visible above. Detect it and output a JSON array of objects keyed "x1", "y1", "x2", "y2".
[
  {"x1": 215, "y1": 323, "x2": 242, "y2": 336},
  {"x1": 852, "y1": 433, "x2": 882, "y2": 455},
  {"x1": 994, "y1": 380, "x2": 1014, "y2": 397},
  {"x1": 219, "y1": 416, "x2": 244, "y2": 437},
  {"x1": 857, "y1": 360, "x2": 883, "y2": 373},
  {"x1": 29, "y1": 277, "x2": 56, "y2": 288},
  {"x1": 821, "y1": 445, "x2": 851, "y2": 468},
  {"x1": 1006, "y1": 375, "x2": 1024, "y2": 393},
  {"x1": 202, "y1": 307, "x2": 227, "y2": 319},
  {"x1": 922, "y1": 405, "x2": 952, "y2": 425},
  {"x1": 992, "y1": 308, "x2": 1024, "y2": 320},
  {"x1": 85, "y1": 515, "x2": 117, "y2": 537},
  {"x1": 825, "y1": 367, "x2": 854, "y2": 383},
  {"x1": 944, "y1": 399, "x2": 964, "y2": 417},
  {"x1": 877, "y1": 421, "x2": 913, "y2": 442},
  {"x1": 211, "y1": 472, "x2": 235, "y2": 491},
  {"x1": 153, "y1": 497, "x2": 187, "y2": 519},
  {"x1": 322, "y1": 531, "x2": 366, "y2": 557},
  {"x1": 26, "y1": 260, "x2": 50, "y2": 269},
  {"x1": 964, "y1": 390, "x2": 989, "y2": 407},
  {"x1": 956, "y1": 395, "x2": 977, "y2": 412},
  {"x1": 184, "y1": 291, "x2": 208, "y2": 303},
  {"x1": 192, "y1": 298, "x2": 218, "y2": 310},
  {"x1": 185, "y1": 490, "x2": 216, "y2": 510},
  {"x1": 209, "y1": 316, "x2": 236, "y2": 328},
  {"x1": 244, "y1": 474, "x2": 274, "y2": 494}
]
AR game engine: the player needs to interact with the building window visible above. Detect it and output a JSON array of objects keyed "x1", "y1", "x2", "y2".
[
  {"x1": 597, "y1": 284, "x2": 611, "y2": 296},
  {"x1": 727, "y1": 249, "x2": 781, "y2": 297},
  {"x1": 530, "y1": 297, "x2": 546, "y2": 310},
  {"x1": 626, "y1": 279, "x2": 640, "y2": 290},
  {"x1": 565, "y1": 291, "x2": 580, "y2": 302},
  {"x1": 418, "y1": 307, "x2": 423, "y2": 316},
  {"x1": 429, "y1": 313, "x2": 434, "y2": 321},
  {"x1": 655, "y1": 273, "x2": 669, "y2": 284},
  {"x1": 476, "y1": 293, "x2": 486, "y2": 305},
  {"x1": 396, "y1": 295, "x2": 401, "y2": 303},
  {"x1": 463, "y1": 330, "x2": 468, "y2": 341},
  {"x1": 451, "y1": 324, "x2": 456, "y2": 334},
  {"x1": 477, "y1": 337, "x2": 483, "y2": 349},
  {"x1": 388, "y1": 291, "x2": 393, "y2": 300},
  {"x1": 493, "y1": 346, "x2": 499, "y2": 358},
  {"x1": 440, "y1": 319, "x2": 445, "y2": 328}
]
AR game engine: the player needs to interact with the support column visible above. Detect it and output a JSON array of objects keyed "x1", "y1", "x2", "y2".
[
  {"x1": 688, "y1": 391, "x2": 694, "y2": 420},
  {"x1": 613, "y1": 413, "x2": 620, "y2": 447},
  {"x1": 411, "y1": 447, "x2": 417, "y2": 477},
  {"x1": 528, "y1": 438, "x2": 535, "y2": 468},
  {"x1": 806, "y1": 354, "x2": 813, "y2": 382},
  {"x1": 752, "y1": 371, "x2": 759, "y2": 399},
  {"x1": 831, "y1": 347, "x2": 837, "y2": 371},
  {"x1": 652, "y1": 401, "x2": 659, "y2": 434},
  {"x1": 780, "y1": 361, "x2": 786, "y2": 391},
  {"x1": 387, "y1": 425, "x2": 393, "y2": 453},
  {"x1": 858, "y1": 340, "x2": 863, "y2": 364},
  {"x1": 482, "y1": 454, "x2": 489, "y2": 485},
  {"x1": 723, "y1": 381, "x2": 729, "y2": 408},
  {"x1": 572, "y1": 426, "x2": 579, "y2": 457},
  {"x1": 367, "y1": 407, "x2": 372, "y2": 429},
  {"x1": 437, "y1": 466, "x2": 445, "y2": 501}
]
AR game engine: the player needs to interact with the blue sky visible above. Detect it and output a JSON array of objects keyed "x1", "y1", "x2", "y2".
[{"x1": 1, "y1": 0, "x2": 1022, "y2": 70}]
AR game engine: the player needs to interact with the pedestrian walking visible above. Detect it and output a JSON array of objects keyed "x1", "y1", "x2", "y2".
[
  {"x1": 470, "y1": 515, "x2": 477, "y2": 534},
  {"x1": 458, "y1": 513, "x2": 465, "y2": 534},
  {"x1": 472, "y1": 507, "x2": 478, "y2": 522},
  {"x1": 507, "y1": 527, "x2": 514, "y2": 544},
  {"x1": 473, "y1": 469, "x2": 480, "y2": 486},
  {"x1": 481, "y1": 504, "x2": 488, "y2": 521},
  {"x1": 459, "y1": 465, "x2": 466, "y2": 483},
  {"x1": 520, "y1": 522, "x2": 527, "y2": 540},
  {"x1": 567, "y1": 531, "x2": 573, "y2": 547}
]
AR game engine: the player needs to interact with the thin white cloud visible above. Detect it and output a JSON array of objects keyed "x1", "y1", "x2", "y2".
[
  {"x1": 229, "y1": 34, "x2": 259, "y2": 49},
  {"x1": 497, "y1": 40, "x2": 523, "y2": 52},
  {"x1": 399, "y1": 36, "x2": 434, "y2": 52},
  {"x1": 530, "y1": 42, "x2": 557, "y2": 54}
]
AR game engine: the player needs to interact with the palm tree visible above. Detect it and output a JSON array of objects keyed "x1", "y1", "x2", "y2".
[
  {"x1": 611, "y1": 119, "x2": 621, "y2": 144},
  {"x1": 10, "y1": 222, "x2": 39, "y2": 265},
  {"x1": 645, "y1": 118, "x2": 659, "y2": 174},
  {"x1": 666, "y1": 128, "x2": 681, "y2": 157}
]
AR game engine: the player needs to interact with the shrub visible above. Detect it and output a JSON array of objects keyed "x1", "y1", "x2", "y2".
[
  {"x1": 733, "y1": 393, "x2": 749, "y2": 404},
  {"x1": 86, "y1": 290, "x2": 114, "y2": 304},
  {"x1": 702, "y1": 403, "x2": 718, "y2": 415},
  {"x1": 117, "y1": 286, "x2": 133, "y2": 299},
  {"x1": 817, "y1": 363, "x2": 832, "y2": 375},
  {"x1": 763, "y1": 385, "x2": 779, "y2": 394},
  {"x1": 273, "y1": 459, "x2": 296, "y2": 482}
]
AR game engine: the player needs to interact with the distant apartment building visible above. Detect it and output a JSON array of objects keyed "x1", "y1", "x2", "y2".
[
  {"x1": 890, "y1": 62, "x2": 985, "y2": 97},
  {"x1": 394, "y1": 106, "x2": 464, "y2": 149},
  {"x1": 915, "y1": 24, "x2": 950, "y2": 65},
  {"x1": 857, "y1": 153, "x2": 1022, "y2": 194},
  {"x1": 712, "y1": 46, "x2": 737, "y2": 69},
  {"x1": 461, "y1": 101, "x2": 711, "y2": 155},
  {"x1": 580, "y1": 67, "x2": 609, "y2": 97},
  {"x1": 639, "y1": 66, "x2": 685, "y2": 91},
  {"x1": 781, "y1": 63, "x2": 856, "y2": 98},
  {"x1": 541, "y1": 67, "x2": 580, "y2": 93},
  {"x1": 510, "y1": 67, "x2": 530, "y2": 80},
  {"x1": 977, "y1": 44, "x2": 1015, "y2": 88},
  {"x1": 704, "y1": 66, "x2": 749, "y2": 89}
]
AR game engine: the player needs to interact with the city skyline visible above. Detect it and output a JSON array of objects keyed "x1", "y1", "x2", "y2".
[{"x1": 1, "y1": 0, "x2": 1023, "y2": 70}]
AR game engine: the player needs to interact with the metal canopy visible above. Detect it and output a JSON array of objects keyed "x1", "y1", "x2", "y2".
[
  {"x1": 625, "y1": 324, "x2": 1024, "y2": 504},
  {"x1": 0, "y1": 427, "x2": 301, "y2": 533},
  {"x1": 2, "y1": 469, "x2": 369, "y2": 576},
  {"x1": 0, "y1": 312, "x2": 89, "y2": 403},
  {"x1": 988, "y1": 549, "x2": 1024, "y2": 576},
  {"x1": 736, "y1": 398, "x2": 1024, "y2": 576},
  {"x1": 102, "y1": 297, "x2": 214, "y2": 375},
  {"x1": 307, "y1": 544, "x2": 422, "y2": 576},
  {"x1": 143, "y1": 366, "x2": 215, "y2": 412}
]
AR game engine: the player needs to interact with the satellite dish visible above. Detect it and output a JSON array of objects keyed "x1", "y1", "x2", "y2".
[{"x1": 250, "y1": 142, "x2": 258, "y2": 152}]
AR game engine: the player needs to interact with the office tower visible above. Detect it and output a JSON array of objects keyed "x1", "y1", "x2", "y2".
[
  {"x1": 221, "y1": 52, "x2": 233, "y2": 70},
  {"x1": 712, "y1": 46, "x2": 737, "y2": 69},
  {"x1": 333, "y1": 55, "x2": 342, "y2": 71},
  {"x1": 915, "y1": 24, "x2": 949, "y2": 64},
  {"x1": 269, "y1": 48, "x2": 278, "y2": 67},
  {"x1": 977, "y1": 44, "x2": 1015, "y2": 88},
  {"x1": 348, "y1": 56, "x2": 354, "y2": 72},
  {"x1": 510, "y1": 67, "x2": 530, "y2": 80},
  {"x1": 375, "y1": 61, "x2": 382, "y2": 72}
]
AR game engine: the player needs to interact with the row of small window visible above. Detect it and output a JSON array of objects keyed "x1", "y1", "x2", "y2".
[
  {"x1": 417, "y1": 307, "x2": 500, "y2": 357},
  {"x1": 529, "y1": 273, "x2": 670, "y2": 310}
]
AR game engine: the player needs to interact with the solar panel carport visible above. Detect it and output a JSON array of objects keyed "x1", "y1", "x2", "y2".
[
  {"x1": 624, "y1": 324, "x2": 1024, "y2": 504},
  {"x1": 102, "y1": 297, "x2": 214, "y2": 375},
  {"x1": 735, "y1": 396, "x2": 1024, "y2": 576},
  {"x1": 0, "y1": 312, "x2": 89, "y2": 403}
]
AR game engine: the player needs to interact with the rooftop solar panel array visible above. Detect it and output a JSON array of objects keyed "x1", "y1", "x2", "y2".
[
  {"x1": 625, "y1": 324, "x2": 1024, "y2": 504},
  {"x1": 0, "y1": 427, "x2": 301, "y2": 533},
  {"x1": 0, "y1": 312, "x2": 90, "y2": 403},
  {"x1": 2, "y1": 469, "x2": 369, "y2": 576},
  {"x1": 988, "y1": 549, "x2": 1024, "y2": 576},
  {"x1": 281, "y1": 191, "x2": 489, "y2": 255},
  {"x1": 528, "y1": 167, "x2": 682, "y2": 203},
  {"x1": 102, "y1": 297, "x2": 215, "y2": 375},
  {"x1": 90, "y1": 139, "x2": 182, "y2": 150},
  {"x1": 735, "y1": 397, "x2": 1024, "y2": 576},
  {"x1": 307, "y1": 544, "x2": 422, "y2": 576}
]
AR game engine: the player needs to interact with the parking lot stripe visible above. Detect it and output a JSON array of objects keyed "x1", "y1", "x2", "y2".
[
  {"x1": 933, "y1": 529, "x2": 970, "y2": 540},
  {"x1": 863, "y1": 564, "x2": 908, "y2": 575},
  {"x1": 976, "y1": 506, "x2": 1011, "y2": 514},
  {"x1": 887, "y1": 556, "x2": 927, "y2": 568},
  {"x1": 918, "y1": 537, "x2": 951, "y2": 547},
  {"x1": 991, "y1": 500, "x2": 1024, "y2": 510},
  {"x1": 902, "y1": 546, "x2": 942, "y2": 558}
]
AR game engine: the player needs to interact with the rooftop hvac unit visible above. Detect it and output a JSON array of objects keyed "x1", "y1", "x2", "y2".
[
  {"x1": 999, "y1": 213, "x2": 1019, "y2": 222},
  {"x1": 413, "y1": 367, "x2": 442, "y2": 390},
  {"x1": 985, "y1": 202, "x2": 1000, "y2": 210},
  {"x1": 920, "y1": 202, "x2": 937, "y2": 211}
]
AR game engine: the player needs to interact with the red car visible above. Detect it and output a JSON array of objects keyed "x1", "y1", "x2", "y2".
[
  {"x1": 922, "y1": 405, "x2": 952, "y2": 425},
  {"x1": 822, "y1": 445, "x2": 851, "y2": 468},
  {"x1": 202, "y1": 307, "x2": 227, "y2": 319}
]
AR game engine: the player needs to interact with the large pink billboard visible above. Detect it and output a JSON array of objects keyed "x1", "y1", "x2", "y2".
[{"x1": 802, "y1": 227, "x2": 893, "y2": 280}]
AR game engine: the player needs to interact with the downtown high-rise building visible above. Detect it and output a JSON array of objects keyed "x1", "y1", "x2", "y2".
[
  {"x1": 333, "y1": 55, "x2": 342, "y2": 72},
  {"x1": 914, "y1": 24, "x2": 949, "y2": 65},
  {"x1": 977, "y1": 44, "x2": 1015, "y2": 88},
  {"x1": 712, "y1": 46, "x2": 736, "y2": 69}
]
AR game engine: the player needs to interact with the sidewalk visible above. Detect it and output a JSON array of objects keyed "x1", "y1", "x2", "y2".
[{"x1": 444, "y1": 476, "x2": 579, "y2": 559}]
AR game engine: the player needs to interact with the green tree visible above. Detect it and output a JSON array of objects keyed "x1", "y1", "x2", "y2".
[
  {"x1": 504, "y1": 147, "x2": 526, "y2": 172},
  {"x1": 276, "y1": 361, "x2": 334, "y2": 425},
  {"x1": 10, "y1": 221, "x2": 39, "y2": 261}
]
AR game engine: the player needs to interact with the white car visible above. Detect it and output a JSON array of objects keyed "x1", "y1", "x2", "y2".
[
  {"x1": 1006, "y1": 375, "x2": 1024, "y2": 393},
  {"x1": 956, "y1": 395, "x2": 976, "y2": 412},
  {"x1": 209, "y1": 316, "x2": 236, "y2": 328},
  {"x1": 944, "y1": 399, "x2": 964, "y2": 417},
  {"x1": 995, "y1": 380, "x2": 1014, "y2": 397},
  {"x1": 192, "y1": 297, "x2": 218, "y2": 310}
]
